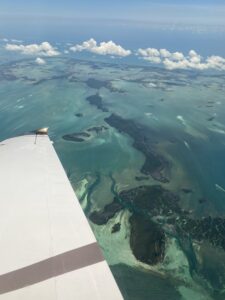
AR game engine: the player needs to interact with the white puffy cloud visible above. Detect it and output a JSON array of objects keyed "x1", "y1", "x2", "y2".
[
  {"x1": 206, "y1": 55, "x2": 225, "y2": 70},
  {"x1": 70, "y1": 38, "x2": 131, "y2": 57},
  {"x1": 188, "y1": 50, "x2": 201, "y2": 64},
  {"x1": 164, "y1": 53, "x2": 225, "y2": 71},
  {"x1": 163, "y1": 58, "x2": 190, "y2": 70},
  {"x1": 71, "y1": 38, "x2": 96, "y2": 52},
  {"x1": 138, "y1": 48, "x2": 160, "y2": 57},
  {"x1": 138, "y1": 46, "x2": 225, "y2": 71},
  {"x1": 35, "y1": 57, "x2": 46, "y2": 65},
  {"x1": 170, "y1": 51, "x2": 185, "y2": 61},
  {"x1": 143, "y1": 56, "x2": 161, "y2": 63},
  {"x1": 5, "y1": 42, "x2": 60, "y2": 57},
  {"x1": 160, "y1": 49, "x2": 171, "y2": 58},
  {"x1": 137, "y1": 48, "x2": 161, "y2": 63},
  {"x1": 189, "y1": 50, "x2": 198, "y2": 57}
]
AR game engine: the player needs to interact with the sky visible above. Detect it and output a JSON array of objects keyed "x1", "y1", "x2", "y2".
[
  {"x1": 0, "y1": 0, "x2": 225, "y2": 61},
  {"x1": 1, "y1": 0, "x2": 225, "y2": 25}
]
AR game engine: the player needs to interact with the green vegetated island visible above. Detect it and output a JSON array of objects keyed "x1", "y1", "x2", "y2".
[{"x1": 63, "y1": 107, "x2": 225, "y2": 267}]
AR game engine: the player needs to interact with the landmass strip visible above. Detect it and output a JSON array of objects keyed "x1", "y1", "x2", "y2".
[{"x1": 105, "y1": 114, "x2": 170, "y2": 183}]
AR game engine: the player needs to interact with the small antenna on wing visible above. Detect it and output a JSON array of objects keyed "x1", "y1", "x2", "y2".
[{"x1": 34, "y1": 127, "x2": 49, "y2": 144}]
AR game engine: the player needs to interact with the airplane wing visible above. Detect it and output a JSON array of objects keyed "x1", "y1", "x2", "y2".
[{"x1": 0, "y1": 132, "x2": 123, "y2": 299}]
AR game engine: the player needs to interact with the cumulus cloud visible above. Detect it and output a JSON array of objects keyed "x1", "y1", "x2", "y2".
[
  {"x1": 206, "y1": 55, "x2": 225, "y2": 69},
  {"x1": 160, "y1": 49, "x2": 171, "y2": 58},
  {"x1": 5, "y1": 42, "x2": 60, "y2": 57},
  {"x1": 35, "y1": 57, "x2": 46, "y2": 65},
  {"x1": 138, "y1": 47, "x2": 225, "y2": 71},
  {"x1": 189, "y1": 50, "x2": 201, "y2": 64},
  {"x1": 138, "y1": 48, "x2": 160, "y2": 58},
  {"x1": 137, "y1": 48, "x2": 161, "y2": 64},
  {"x1": 138, "y1": 48, "x2": 183, "y2": 62},
  {"x1": 144, "y1": 56, "x2": 161, "y2": 63},
  {"x1": 170, "y1": 51, "x2": 185, "y2": 61},
  {"x1": 70, "y1": 38, "x2": 131, "y2": 57}
]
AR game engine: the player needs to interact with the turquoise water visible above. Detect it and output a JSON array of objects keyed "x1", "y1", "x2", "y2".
[{"x1": 1, "y1": 55, "x2": 225, "y2": 299}]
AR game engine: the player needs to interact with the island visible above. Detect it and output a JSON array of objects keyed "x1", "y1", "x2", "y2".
[
  {"x1": 62, "y1": 126, "x2": 108, "y2": 142},
  {"x1": 105, "y1": 114, "x2": 170, "y2": 183},
  {"x1": 89, "y1": 184, "x2": 225, "y2": 266},
  {"x1": 86, "y1": 93, "x2": 108, "y2": 112}
]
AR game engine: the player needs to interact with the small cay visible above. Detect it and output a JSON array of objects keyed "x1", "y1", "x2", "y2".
[
  {"x1": 86, "y1": 93, "x2": 108, "y2": 112},
  {"x1": 62, "y1": 126, "x2": 108, "y2": 142}
]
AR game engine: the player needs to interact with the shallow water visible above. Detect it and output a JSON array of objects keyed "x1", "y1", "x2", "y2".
[{"x1": 0, "y1": 56, "x2": 225, "y2": 299}]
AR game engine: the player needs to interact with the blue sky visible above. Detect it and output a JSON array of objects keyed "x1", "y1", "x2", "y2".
[
  {"x1": 1, "y1": 0, "x2": 225, "y2": 24},
  {"x1": 0, "y1": 0, "x2": 225, "y2": 57}
]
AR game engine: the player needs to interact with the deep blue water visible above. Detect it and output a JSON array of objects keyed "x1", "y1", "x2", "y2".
[{"x1": 1, "y1": 18, "x2": 225, "y2": 57}]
